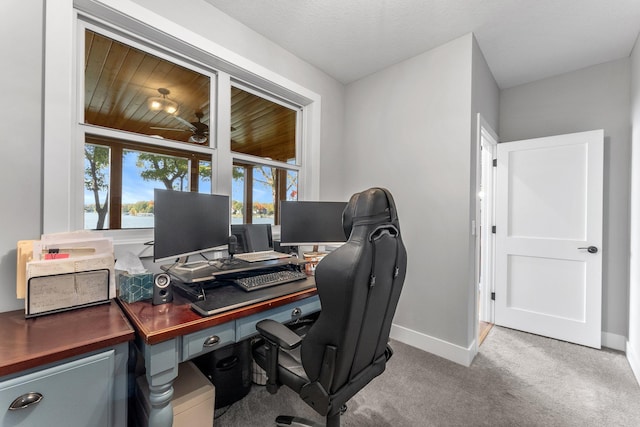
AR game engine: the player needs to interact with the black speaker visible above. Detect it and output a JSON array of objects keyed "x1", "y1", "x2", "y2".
[{"x1": 152, "y1": 273, "x2": 173, "y2": 305}]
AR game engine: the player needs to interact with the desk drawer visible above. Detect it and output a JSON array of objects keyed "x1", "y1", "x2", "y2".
[
  {"x1": 236, "y1": 295, "x2": 320, "y2": 340},
  {"x1": 182, "y1": 322, "x2": 235, "y2": 361},
  {"x1": 0, "y1": 351, "x2": 115, "y2": 427}
]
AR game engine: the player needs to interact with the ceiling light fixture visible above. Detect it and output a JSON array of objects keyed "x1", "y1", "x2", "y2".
[
  {"x1": 147, "y1": 88, "x2": 178, "y2": 115},
  {"x1": 188, "y1": 134, "x2": 208, "y2": 144}
]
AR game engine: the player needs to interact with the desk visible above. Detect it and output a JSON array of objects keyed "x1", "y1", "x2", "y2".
[
  {"x1": 117, "y1": 277, "x2": 319, "y2": 427},
  {"x1": 0, "y1": 302, "x2": 134, "y2": 427}
]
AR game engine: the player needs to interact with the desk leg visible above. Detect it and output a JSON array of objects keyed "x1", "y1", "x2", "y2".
[
  {"x1": 148, "y1": 381, "x2": 174, "y2": 427},
  {"x1": 143, "y1": 339, "x2": 179, "y2": 427}
]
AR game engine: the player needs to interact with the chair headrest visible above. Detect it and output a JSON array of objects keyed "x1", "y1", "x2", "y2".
[{"x1": 342, "y1": 187, "x2": 399, "y2": 237}]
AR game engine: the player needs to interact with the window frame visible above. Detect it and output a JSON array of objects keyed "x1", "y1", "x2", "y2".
[{"x1": 44, "y1": 1, "x2": 321, "y2": 256}]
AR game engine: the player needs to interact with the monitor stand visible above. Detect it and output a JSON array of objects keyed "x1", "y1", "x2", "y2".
[
  {"x1": 172, "y1": 261, "x2": 210, "y2": 272},
  {"x1": 162, "y1": 256, "x2": 306, "y2": 284}
]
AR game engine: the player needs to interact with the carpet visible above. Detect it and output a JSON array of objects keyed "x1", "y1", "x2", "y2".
[{"x1": 214, "y1": 326, "x2": 640, "y2": 426}]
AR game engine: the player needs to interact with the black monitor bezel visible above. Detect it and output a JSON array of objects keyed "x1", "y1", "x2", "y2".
[
  {"x1": 230, "y1": 223, "x2": 273, "y2": 253},
  {"x1": 279, "y1": 200, "x2": 348, "y2": 246},
  {"x1": 153, "y1": 189, "x2": 230, "y2": 262}
]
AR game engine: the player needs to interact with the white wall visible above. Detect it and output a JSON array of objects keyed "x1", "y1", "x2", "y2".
[
  {"x1": 344, "y1": 33, "x2": 498, "y2": 365},
  {"x1": 0, "y1": 0, "x2": 44, "y2": 312},
  {"x1": 629, "y1": 34, "x2": 640, "y2": 384},
  {"x1": 500, "y1": 58, "x2": 632, "y2": 347}
]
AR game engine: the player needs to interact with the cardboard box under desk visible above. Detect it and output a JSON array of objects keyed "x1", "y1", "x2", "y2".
[
  {"x1": 136, "y1": 361, "x2": 215, "y2": 427},
  {"x1": 117, "y1": 272, "x2": 153, "y2": 303}
]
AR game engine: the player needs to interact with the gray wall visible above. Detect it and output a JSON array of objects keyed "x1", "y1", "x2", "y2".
[
  {"x1": 343, "y1": 33, "x2": 499, "y2": 357},
  {"x1": 629, "y1": 34, "x2": 640, "y2": 382},
  {"x1": 0, "y1": 0, "x2": 44, "y2": 312},
  {"x1": 499, "y1": 58, "x2": 632, "y2": 340}
]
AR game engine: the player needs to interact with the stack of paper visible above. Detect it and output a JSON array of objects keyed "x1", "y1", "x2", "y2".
[{"x1": 17, "y1": 231, "x2": 116, "y2": 316}]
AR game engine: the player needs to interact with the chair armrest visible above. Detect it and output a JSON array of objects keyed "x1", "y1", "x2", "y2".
[{"x1": 256, "y1": 319, "x2": 302, "y2": 350}]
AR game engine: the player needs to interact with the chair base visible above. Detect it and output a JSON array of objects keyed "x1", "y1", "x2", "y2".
[
  {"x1": 276, "y1": 415, "x2": 322, "y2": 427},
  {"x1": 275, "y1": 405, "x2": 346, "y2": 427}
]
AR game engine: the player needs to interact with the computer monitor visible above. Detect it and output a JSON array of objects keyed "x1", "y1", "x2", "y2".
[
  {"x1": 153, "y1": 189, "x2": 230, "y2": 262},
  {"x1": 279, "y1": 201, "x2": 348, "y2": 246},
  {"x1": 231, "y1": 224, "x2": 273, "y2": 253}
]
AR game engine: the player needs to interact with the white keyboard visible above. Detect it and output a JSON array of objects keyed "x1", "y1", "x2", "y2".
[{"x1": 233, "y1": 250, "x2": 292, "y2": 262}]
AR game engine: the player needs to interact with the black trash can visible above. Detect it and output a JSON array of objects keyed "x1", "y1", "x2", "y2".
[{"x1": 193, "y1": 339, "x2": 252, "y2": 408}]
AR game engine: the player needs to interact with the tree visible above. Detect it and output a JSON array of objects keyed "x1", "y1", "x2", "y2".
[
  {"x1": 199, "y1": 162, "x2": 212, "y2": 187},
  {"x1": 84, "y1": 144, "x2": 110, "y2": 229},
  {"x1": 253, "y1": 166, "x2": 298, "y2": 202},
  {"x1": 136, "y1": 153, "x2": 211, "y2": 191},
  {"x1": 232, "y1": 200, "x2": 244, "y2": 215},
  {"x1": 136, "y1": 153, "x2": 190, "y2": 190}
]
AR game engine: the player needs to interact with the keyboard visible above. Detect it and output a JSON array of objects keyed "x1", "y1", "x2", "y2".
[
  {"x1": 233, "y1": 250, "x2": 292, "y2": 262},
  {"x1": 233, "y1": 269, "x2": 307, "y2": 292}
]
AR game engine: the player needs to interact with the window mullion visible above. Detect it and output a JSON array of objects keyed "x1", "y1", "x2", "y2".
[
  {"x1": 190, "y1": 157, "x2": 199, "y2": 192},
  {"x1": 275, "y1": 169, "x2": 284, "y2": 225},
  {"x1": 245, "y1": 167, "x2": 254, "y2": 223},
  {"x1": 109, "y1": 144, "x2": 123, "y2": 229}
]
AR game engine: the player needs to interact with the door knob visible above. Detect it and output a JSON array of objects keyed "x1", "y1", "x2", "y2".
[{"x1": 578, "y1": 246, "x2": 598, "y2": 254}]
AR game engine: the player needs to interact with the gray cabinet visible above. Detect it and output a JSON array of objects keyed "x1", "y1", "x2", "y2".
[{"x1": 0, "y1": 345, "x2": 128, "y2": 427}]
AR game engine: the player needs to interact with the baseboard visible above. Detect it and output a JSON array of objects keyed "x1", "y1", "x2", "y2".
[
  {"x1": 601, "y1": 331, "x2": 627, "y2": 351},
  {"x1": 390, "y1": 324, "x2": 476, "y2": 367},
  {"x1": 627, "y1": 340, "x2": 640, "y2": 387},
  {"x1": 389, "y1": 325, "x2": 626, "y2": 367}
]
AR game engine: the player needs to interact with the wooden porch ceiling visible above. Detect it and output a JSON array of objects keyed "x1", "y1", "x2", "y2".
[{"x1": 84, "y1": 30, "x2": 296, "y2": 162}]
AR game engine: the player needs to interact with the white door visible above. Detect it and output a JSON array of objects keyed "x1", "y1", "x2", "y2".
[{"x1": 495, "y1": 130, "x2": 604, "y2": 348}]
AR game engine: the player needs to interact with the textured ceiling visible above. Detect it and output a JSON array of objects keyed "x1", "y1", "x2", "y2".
[{"x1": 204, "y1": 0, "x2": 640, "y2": 88}]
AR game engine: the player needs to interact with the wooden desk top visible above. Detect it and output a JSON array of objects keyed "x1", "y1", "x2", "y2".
[
  {"x1": 0, "y1": 301, "x2": 135, "y2": 377},
  {"x1": 118, "y1": 284, "x2": 318, "y2": 346}
]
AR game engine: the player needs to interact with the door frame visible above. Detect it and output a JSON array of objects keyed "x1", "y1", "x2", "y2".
[{"x1": 475, "y1": 114, "x2": 498, "y2": 346}]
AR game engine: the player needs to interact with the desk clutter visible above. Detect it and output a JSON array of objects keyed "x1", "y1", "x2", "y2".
[{"x1": 16, "y1": 231, "x2": 116, "y2": 318}]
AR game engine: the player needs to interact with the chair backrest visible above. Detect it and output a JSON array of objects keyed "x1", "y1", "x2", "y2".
[{"x1": 301, "y1": 188, "x2": 407, "y2": 394}]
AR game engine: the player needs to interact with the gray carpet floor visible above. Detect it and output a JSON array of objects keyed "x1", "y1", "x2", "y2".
[{"x1": 214, "y1": 326, "x2": 640, "y2": 426}]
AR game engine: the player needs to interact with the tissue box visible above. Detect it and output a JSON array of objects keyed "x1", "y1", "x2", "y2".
[{"x1": 118, "y1": 272, "x2": 153, "y2": 303}]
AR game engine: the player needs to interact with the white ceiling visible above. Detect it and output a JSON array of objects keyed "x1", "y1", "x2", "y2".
[{"x1": 204, "y1": 0, "x2": 640, "y2": 88}]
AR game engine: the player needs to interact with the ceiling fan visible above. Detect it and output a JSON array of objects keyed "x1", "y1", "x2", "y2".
[{"x1": 151, "y1": 111, "x2": 209, "y2": 144}]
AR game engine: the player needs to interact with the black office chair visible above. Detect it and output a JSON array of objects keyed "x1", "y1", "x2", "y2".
[{"x1": 253, "y1": 187, "x2": 407, "y2": 427}]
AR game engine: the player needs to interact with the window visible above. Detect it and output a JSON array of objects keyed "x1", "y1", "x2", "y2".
[
  {"x1": 44, "y1": 3, "x2": 321, "y2": 247},
  {"x1": 82, "y1": 27, "x2": 214, "y2": 231},
  {"x1": 84, "y1": 135, "x2": 211, "y2": 230},
  {"x1": 232, "y1": 163, "x2": 298, "y2": 225},
  {"x1": 84, "y1": 30, "x2": 211, "y2": 145},
  {"x1": 230, "y1": 86, "x2": 301, "y2": 225}
]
